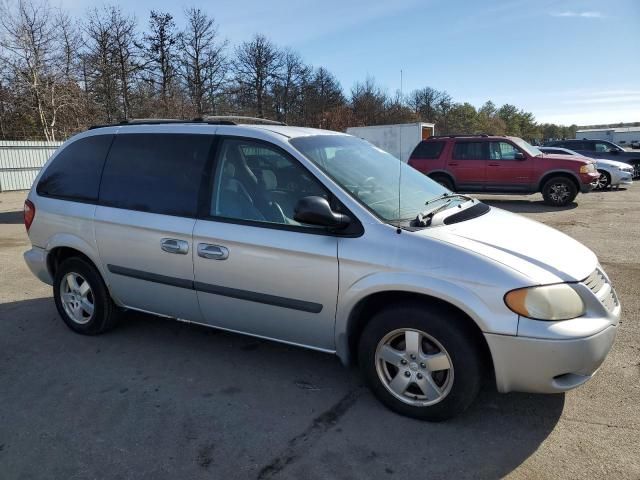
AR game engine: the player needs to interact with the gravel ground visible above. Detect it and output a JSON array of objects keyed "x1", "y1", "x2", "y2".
[{"x1": 0, "y1": 186, "x2": 638, "y2": 480}]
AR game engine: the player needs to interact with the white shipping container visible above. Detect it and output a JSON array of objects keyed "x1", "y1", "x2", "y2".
[
  {"x1": 346, "y1": 123, "x2": 435, "y2": 162},
  {"x1": 0, "y1": 141, "x2": 62, "y2": 191}
]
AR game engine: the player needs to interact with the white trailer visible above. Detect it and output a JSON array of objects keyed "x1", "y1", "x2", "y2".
[{"x1": 346, "y1": 122, "x2": 435, "y2": 162}]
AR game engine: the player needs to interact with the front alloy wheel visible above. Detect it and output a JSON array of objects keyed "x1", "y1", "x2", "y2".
[
  {"x1": 595, "y1": 170, "x2": 611, "y2": 190},
  {"x1": 358, "y1": 303, "x2": 483, "y2": 421},
  {"x1": 375, "y1": 329, "x2": 454, "y2": 406}
]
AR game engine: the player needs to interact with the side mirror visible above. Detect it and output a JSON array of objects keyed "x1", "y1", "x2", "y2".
[
  {"x1": 294, "y1": 196, "x2": 351, "y2": 229},
  {"x1": 514, "y1": 152, "x2": 526, "y2": 160},
  {"x1": 608, "y1": 148, "x2": 619, "y2": 154}
]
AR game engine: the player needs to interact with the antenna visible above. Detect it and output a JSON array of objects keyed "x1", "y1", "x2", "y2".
[{"x1": 397, "y1": 69, "x2": 403, "y2": 233}]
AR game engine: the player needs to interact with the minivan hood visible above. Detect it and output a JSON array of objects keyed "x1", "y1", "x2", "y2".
[{"x1": 421, "y1": 206, "x2": 596, "y2": 284}]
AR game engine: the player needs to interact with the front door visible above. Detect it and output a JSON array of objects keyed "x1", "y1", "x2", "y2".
[
  {"x1": 485, "y1": 141, "x2": 533, "y2": 192},
  {"x1": 448, "y1": 141, "x2": 487, "y2": 191},
  {"x1": 193, "y1": 134, "x2": 339, "y2": 350},
  {"x1": 95, "y1": 132, "x2": 214, "y2": 322}
]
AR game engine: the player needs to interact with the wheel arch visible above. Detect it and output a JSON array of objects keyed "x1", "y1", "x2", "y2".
[
  {"x1": 45, "y1": 235, "x2": 108, "y2": 288},
  {"x1": 338, "y1": 290, "x2": 494, "y2": 382},
  {"x1": 537, "y1": 170, "x2": 581, "y2": 192},
  {"x1": 427, "y1": 170, "x2": 456, "y2": 188}
]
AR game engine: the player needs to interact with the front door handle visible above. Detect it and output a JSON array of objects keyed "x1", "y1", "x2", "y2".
[
  {"x1": 160, "y1": 238, "x2": 189, "y2": 255},
  {"x1": 488, "y1": 163, "x2": 500, "y2": 166},
  {"x1": 198, "y1": 243, "x2": 229, "y2": 260}
]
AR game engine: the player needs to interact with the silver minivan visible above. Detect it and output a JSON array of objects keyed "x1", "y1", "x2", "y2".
[{"x1": 23, "y1": 118, "x2": 620, "y2": 420}]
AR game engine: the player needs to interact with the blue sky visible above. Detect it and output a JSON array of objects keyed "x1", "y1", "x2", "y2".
[{"x1": 58, "y1": 0, "x2": 640, "y2": 126}]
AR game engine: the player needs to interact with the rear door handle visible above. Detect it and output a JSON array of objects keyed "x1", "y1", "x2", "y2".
[
  {"x1": 198, "y1": 244, "x2": 229, "y2": 260},
  {"x1": 488, "y1": 163, "x2": 500, "y2": 166},
  {"x1": 160, "y1": 238, "x2": 189, "y2": 255},
  {"x1": 448, "y1": 162, "x2": 459, "y2": 166}
]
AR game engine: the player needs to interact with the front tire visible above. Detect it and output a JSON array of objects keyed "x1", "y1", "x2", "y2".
[
  {"x1": 53, "y1": 257, "x2": 120, "y2": 335},
  {"x1": 358, "y1": 303, "x2": 483, "y2": 421},
  {"x1": 541, "y1": 176, "x2": 578, "y2": 206},
  {"x1": 430, "y1": 174, "x2": 454, "y2": 191}
]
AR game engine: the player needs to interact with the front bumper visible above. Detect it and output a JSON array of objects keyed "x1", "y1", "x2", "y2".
[
  {"x1": 612, "y1": 170, "x2": 633, "y2": 186},
  {"x1": 24, "y1": 246, "x2": 53, "y2": 285},
  {"x1": 485, "y1": 325, "x2": 616, "y2": 393}
]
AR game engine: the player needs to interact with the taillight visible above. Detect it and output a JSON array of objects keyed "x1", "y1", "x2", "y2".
[{"x1": 24, "y1": 199, "x2": 35, "y2": 231}]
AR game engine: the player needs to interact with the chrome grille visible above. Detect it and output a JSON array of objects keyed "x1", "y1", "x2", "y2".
[{"x1": 583, "y1": 267, "x2": 618, "y2": 312}]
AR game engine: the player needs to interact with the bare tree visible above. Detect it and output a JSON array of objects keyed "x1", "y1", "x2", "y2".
[
  {"x1": 85, "y1": 7, "x2": 118, "y2": 122},
  {"x1": 0, "y1": 0, "x2": 74, "y2": 140},
  {"x1": 180, "y1": 8, "x2": 227, "y2": 116},
  {"x1": 350, "y1": 76, "x2": 387, "y2": 126},
  {"x1": 109, "y1": 7, "x2": 140, "y2": 119},
  {"x1": 272, "y1": 49, "x2": 309, "y2": 123},
  {"x1": 233, "y1": 34, "x2": 283, "y2": 118},
  {"x1": 143, "y1": 11, "x2": 177, "y2": 115},
  {"x1": 302, "y1": 67, "x2": 344, "y2": 127}
]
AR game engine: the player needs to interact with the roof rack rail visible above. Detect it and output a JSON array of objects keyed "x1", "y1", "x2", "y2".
[
  {"x1": 428, "y1": 133, "x2": 491, "y2": 139},
  {"x1": 200, "y1": 116, "x2": 286, "y2": 126},
  {"x1": 88, "y1": 116, "x2": 286, "y2": 130}
]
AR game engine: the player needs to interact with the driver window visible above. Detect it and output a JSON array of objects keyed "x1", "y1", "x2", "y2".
[
  {"x1": 595, "y1": 142, "x2": 612, "y2": 152},
  {"x1": 489, "y1": 142, "x2": 519, "y2": 160},
  {"x1": 211, "y1": 138, "x2": 327, "y2": 226}
]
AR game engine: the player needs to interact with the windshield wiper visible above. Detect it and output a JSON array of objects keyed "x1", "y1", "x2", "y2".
[
  {"x1": 424, "y1": 192, "x2": 474, "y2": 207},
  {"x1": 414, "y1": 194, "x2": 475, "y2": 227}
]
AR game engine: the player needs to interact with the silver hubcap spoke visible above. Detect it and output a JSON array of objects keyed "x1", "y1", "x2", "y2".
[
  {"x1": 415, "y1": 375, "x2": 442, "y2": 401},
  {"x1": 379, "y1": 345, "x2": 405, "y2": 367},
  {"x1": 60, "y1": 272, "x2": 94, "y2": 325},
  {"x1": 389, "y1": 372, "x2": 411, "y2": 395},
  {"x1": 422, "y1": 352, "x2": 451, "y2": 371},
  {"x1": 375, "y1": 328, "x2": 454, "y2": 407}
]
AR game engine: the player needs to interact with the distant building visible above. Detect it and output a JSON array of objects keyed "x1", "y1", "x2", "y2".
[{"x1": 575, "y1": 126, "x2": 640, "y2": 146}]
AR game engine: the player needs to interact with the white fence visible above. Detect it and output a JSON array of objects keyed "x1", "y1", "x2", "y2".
[{"x1": 0, "y1": 141, "x2": 63, "y2": 192}]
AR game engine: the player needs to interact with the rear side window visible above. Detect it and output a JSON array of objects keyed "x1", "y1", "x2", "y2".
[
  {"x1": 453, "y1": 142, "x2": 486, "y2": 160},
  {"x1": 410, "y1": 141, "x2": 445, "y2": 159},
  {"x1": 37, "y1": 135, "x2": 113, "y2": 202},
  {"x1": 99, "y1": 133, "x2": 213, "y2": 217}
]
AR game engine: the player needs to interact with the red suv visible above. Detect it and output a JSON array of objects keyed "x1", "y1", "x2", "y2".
[{"x1": 408, "y1": 135, "x2": 599, "y2": 206}]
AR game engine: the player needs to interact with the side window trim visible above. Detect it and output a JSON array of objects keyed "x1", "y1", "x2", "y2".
[{"x1": 197, "y1": 135, "x2": 363, "y2": 237}]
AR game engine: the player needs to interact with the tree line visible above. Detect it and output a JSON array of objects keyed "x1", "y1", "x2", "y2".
[{"x1": 0, "y1": 0, "x2": 578, "y2": 142}]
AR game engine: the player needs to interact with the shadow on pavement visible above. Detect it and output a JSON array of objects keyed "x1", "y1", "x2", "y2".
[
  {"x1": 482, "y1": 198, "x2": 577, "y2": 213},
  {"x1": 0, "y1": 298, "x2": 564, "y2": 479},
  {"x1": 0, "y1": 209, "x2": 23, "y2": 224}
]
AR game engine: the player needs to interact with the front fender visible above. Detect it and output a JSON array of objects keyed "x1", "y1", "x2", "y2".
[{"x1": 334, "y1": 271, "x2": 518, "y2": 364}]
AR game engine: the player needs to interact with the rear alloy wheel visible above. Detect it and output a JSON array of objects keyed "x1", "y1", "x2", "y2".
[
  {"x1": 595, "y1": 170, "x2": 611, "y2": 190},
  {"x1": 54, "y1": 257, "x2": 120, "y2": 335},
  {"x1": 542, "y1": 176, "x2": 577, "y2": 207}
]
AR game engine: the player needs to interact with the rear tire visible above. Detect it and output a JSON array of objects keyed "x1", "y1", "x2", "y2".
[
  {"x1": 430, "y1": 174, "x2": 454, "y2": 191},
  {"x1": 541, "y1": 176, "x2": 578, "y2": 206},
  {"x1": 358, "y1": 303, "x2": 483, "y2": 421},
  {"x1": 595, "y1": 170, "x2": 611, "y2": 190},
  {"x1": 53, "y1": 257, "x2": 120, "y2": 335}
]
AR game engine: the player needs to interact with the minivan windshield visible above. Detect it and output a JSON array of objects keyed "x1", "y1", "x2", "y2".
[
  {"x1": 290, "y1": 135, "x2": 456, "y2": 222},
  {"x1": 511, "y1": 137, "x2": 542, "y2": 157}
]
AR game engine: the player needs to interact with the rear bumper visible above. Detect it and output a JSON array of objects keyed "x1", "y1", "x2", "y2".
[
  {"x1": 24, "y1": 246, "x2": 52, "y2": 285},
  {"x1": 485, "y1": 325, "x2": 616, "y2": 393}
]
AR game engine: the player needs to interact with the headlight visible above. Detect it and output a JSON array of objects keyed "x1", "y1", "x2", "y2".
[
  {"x1": 504, "y1": 284, "x2": 585, "y2": 321},
  {"x1": 580, "y1": 164, "x2": 596, "y2": 173}
]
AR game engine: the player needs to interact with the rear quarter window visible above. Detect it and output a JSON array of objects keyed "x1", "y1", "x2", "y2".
[
  {"x1": 36, "y1": 134, "x2": 114, "y2": 202},
  {"x1": 99, "y1": 133, "x2": 213, "y2": 217},
  {"x1": 410, "y1": 141, "x2": 445, "y2": 159}
]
